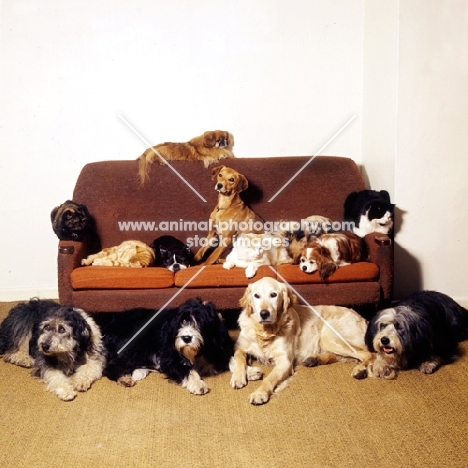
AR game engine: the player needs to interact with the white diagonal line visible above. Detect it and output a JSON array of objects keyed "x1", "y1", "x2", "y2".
[
  {"x1": 117, "y1": 266, "x2": 207, "y2": 354},
  {"x1": 269, "y1": 266, "x2": 358, "y2": 354},
  {"x1": 118, "y1": 114, "x2": 207, "y2": 202},
  {"x1": 268, "y1": 115, "x2": 357, "y2": 202}
]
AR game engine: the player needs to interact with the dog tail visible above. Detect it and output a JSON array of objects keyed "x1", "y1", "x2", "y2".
[{"x1": 137, "y1": 152, "x2": 150, "y2": 187}]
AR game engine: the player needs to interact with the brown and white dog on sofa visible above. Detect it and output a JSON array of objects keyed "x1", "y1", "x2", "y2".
[
  {"x1": 299, "y1": 231, "x2": 363, "y2": 279},
  {"x1": 193, "y1": 166, "x2": 264, "y2": 265},
  {"x1": 229, "y1": 277, "x2": 374, "y2": 405}
]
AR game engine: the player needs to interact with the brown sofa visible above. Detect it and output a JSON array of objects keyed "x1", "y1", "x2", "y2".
[{"x1": 57, "y1": 156, "x2": 393, "y2": 313}]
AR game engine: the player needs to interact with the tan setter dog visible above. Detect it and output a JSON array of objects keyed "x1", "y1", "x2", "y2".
[{"x1": 193, "y1": 166, "x2": 264, "y2": 265}]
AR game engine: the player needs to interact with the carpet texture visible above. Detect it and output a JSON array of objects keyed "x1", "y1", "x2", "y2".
[{"x1": 0, "y1": 300, "x2": 467, "y2": 468}]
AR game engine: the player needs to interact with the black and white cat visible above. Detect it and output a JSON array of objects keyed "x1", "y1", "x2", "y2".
[{"x1": 344, "y1": 190, "x2": 394, "y2": 238}]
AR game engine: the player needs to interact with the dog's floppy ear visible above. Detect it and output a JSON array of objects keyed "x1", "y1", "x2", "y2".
[
  {"x1": 69, "y1": 309, "x2": 92, "y2": 353},
  {"x1": 211, "y1": 165, "x2": 225, "y2": 179},
  {"x1": 364, "y1": 314, "x2": 379, "y2": 351},
  {"x1": 280, "y1": 282, "x2": 296, "y2": 313},
  {"x1": 239, "y1": 285, "x2": 253, "y2": 316},
  {"x1": 235, "y1": 174, "x2": 248, "y2": 192},
  {"x1": 318, "y1": 259, "x2": 337, "y2": 279},
  {"x1": 203, "y1": 131, "x2": 217, "y2": 148}
]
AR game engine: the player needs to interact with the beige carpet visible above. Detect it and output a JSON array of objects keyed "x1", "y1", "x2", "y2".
[{"x1": 1, "y1": 300, "x2": 467, "y2": 468}]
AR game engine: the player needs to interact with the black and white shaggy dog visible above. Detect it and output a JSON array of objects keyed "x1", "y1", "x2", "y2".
[
  {"x1": 365, "y1": 291, "x2": 468, "y2": 379},
  {"x1": 94, "y1": 298, "x2": 234, "y2": 394},
  {"x1": 0, "y1": 299, "x2": 105, "y2": 401}
]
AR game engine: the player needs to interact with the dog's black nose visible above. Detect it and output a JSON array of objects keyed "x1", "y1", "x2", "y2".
[
  {"x1": 41, "y1": 343, "x2": 50, "y2": 352},
  {"x1": 172, "y1": 264, "x2": 180, "y2": 273},
  {"x1": 260, "y1": 309, "x2": 270, "y2": 321},
  {"x1": 381, "y1": 336, "x2": 390, "y2": 346},
  {"x1": 301, "y1": 265, "x2": 307, "y2": 271},
  {"x1": 181, "y1": 336, "x2": 192, "y2": 344},
  {"x1": 216, "y1": 183, "x2": 223, "y2": 190}
]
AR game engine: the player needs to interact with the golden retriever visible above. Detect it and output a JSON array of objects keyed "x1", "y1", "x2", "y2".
[
  {"x1": 81, "y1": 240, "x2": 155, "y2": 267},
  {"x1": 230, "y1": 277, "x2": 374, "y2": 405},
  {"x1": 193, "y1": 166, "x2": 264, "y2": 266},
  {"x1": 138, "y1": 130, "x2": 234, "y2": 186}
]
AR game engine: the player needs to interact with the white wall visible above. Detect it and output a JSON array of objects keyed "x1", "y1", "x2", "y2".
[
  {"x1": 1, "y1": 1, "x2": 467, "y2": 305},
  {"x1": 363, "y1": 0, "x2": 468, "y2": 304},
  {"x1": 0, "y1": 0, "x2": 364, "y2": 300}
]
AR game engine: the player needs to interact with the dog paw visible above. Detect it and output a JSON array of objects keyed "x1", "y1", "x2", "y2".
[
  {"x1": 371, "y1": 362, "x2": 397, "y2": 379},
  {"x1": 230, "y1": 373, "x2": 247, "y2": 389},
  {"x1": 249, "y1": 389, "x2": 270, "y2": 405},
  {"x1": 351, "y1": 364, "x2": 368, "y2": 380},
  {"x1": 223, "y1": 261, "x2": 234, "y2": 270},
  {"x1": 132, "y1": 368, "x2": 151, "y2": 381},
  {"x1": 55, "y1": 387, "x2": 77, "y2": 401},
  {"x1": 117, "y1": 375, "x2": 136, "y2": 387},
  {"x1": 245, "y1": 265, "x2": 257, "y2": 278},
  {"x1": 419, "y1": 361, "x2": 438, "y2": 374},
  {"x1": 73, "y1": 376, "x2": 93, "y2": 392},
  {"x1": 303, "y1": 357, "x2": 319, "y2": 367},
  {"x1": 246, "y1": 366, "x2": 263, "y2": 381},
  {"x1": 182, "y1": 373, "x2": 209, "y2": 395},
  {"x1": 4, "y1": 351, "x2": 35, "y2": 368},
  {"x1": 188, "y1": 380, "x2": 210, "y2": 395}
]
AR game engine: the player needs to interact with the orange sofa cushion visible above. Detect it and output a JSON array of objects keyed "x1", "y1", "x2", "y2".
[
  {"x1": 276, "y1": 262, "x2": 379, "y2": 284},
  {"x1": 71, "y1": 266, "x2": 174, "y2": 290},
  {"x1": 175, "y1": 265, "x2": 277, "y2": 288},
  {"x1": 70, "y1": 262, "x2": 378, "y2": 290}
]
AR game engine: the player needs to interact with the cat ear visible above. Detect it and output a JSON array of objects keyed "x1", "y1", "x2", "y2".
[{"x1": 379, "y1": 190, "x2": 391, "y2": 203}]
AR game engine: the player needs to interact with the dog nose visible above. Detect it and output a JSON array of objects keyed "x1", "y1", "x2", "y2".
[
  {"x1": 181, "y1": 336, "x2": 192, "y2": 344},
  {"x1": 172, "y1": 264, "x2": 180, "y2": 273},
  {"x1": 381, "y1": 336, "x2": 390, "y2": 346},
  {"x1": 216, "y1": 183, "x2": 223, "y2": 190},
  {"x1": 260, "y1": 309, "x2": 270, "y2": 321},
  {"x1": 301, "y1": 265, "x2": 308, "y2": 272},
  {"x1": 41, "y1": 343, "x2": 50, "y2": 352}
]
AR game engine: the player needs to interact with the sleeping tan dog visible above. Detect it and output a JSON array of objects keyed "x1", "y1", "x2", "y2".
[
  {"x1": 230, "y1": 277, "x2": 374, "y2": 405},
  {"x1": 193, "y1": 166, "x2": 264, "y2": 265},
  {"x1": 138, "y1": 130, "x2": 234, "y2": 186}
]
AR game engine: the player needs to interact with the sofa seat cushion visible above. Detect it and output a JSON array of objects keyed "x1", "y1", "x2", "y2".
[
  {"x1": 71, "y1": 266, "x2": 174, "y2": 290},
  {"x1": 174, "y1": 265, "x2": 277, "y2": 288},
  {"x1": 276, "y1": 262, "x2": 379, "y2": 284}
]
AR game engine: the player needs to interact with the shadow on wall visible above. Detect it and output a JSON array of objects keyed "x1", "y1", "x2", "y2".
[{"x1": 393, "y1": 206, "x2": 423, "y2": 300}]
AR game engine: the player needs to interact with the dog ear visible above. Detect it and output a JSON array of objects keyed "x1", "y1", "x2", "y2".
[
  {"x1": 280, "y1": 282, "x2": 296, "y2": 313},
  {"x1": 211, "y1": 165, "x2": 225, "y2": 179},
  {"x1": 239, "y1": 285, "x2": 253, "y2": 316},
  {"x1": 235, "y1": 174, "x2": 249, "y2": 192},
  {"x1": 203, "y1": 131, "x2": 217, "y2": 148},
  {"x1": 364, "y1": 315, "x2": 378, "y2": 351},
  {"x1": 69, "y1": 310, "x2": 92, "y2": 352},
  {"x1": 318, "y1": 259, "x2": 337, "y2": 279}
]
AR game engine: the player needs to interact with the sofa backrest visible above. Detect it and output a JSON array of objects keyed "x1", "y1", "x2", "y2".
[{"x1": 72, "y1": 156, "x2": 365, "y2": 251}]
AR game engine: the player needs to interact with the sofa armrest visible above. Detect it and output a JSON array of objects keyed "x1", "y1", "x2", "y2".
[
  {"x1": 364, "y1": 232, "x2": 394, "y2": 304},
  {"x1": 57, "y1": 240, "x2": 88, "y2": 306}
]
